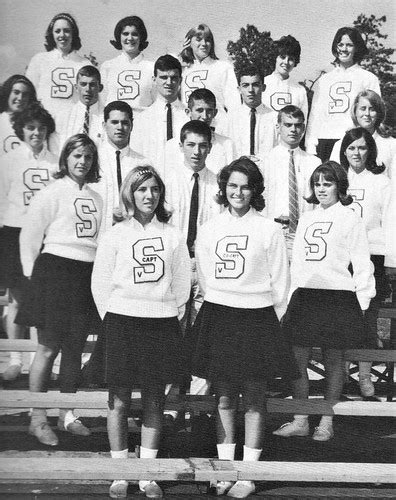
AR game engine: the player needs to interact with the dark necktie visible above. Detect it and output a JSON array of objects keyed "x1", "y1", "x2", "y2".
[
  {"x1": 83, "y1": 105, "x2": 90, "y2": 135},
  {"x1": 166, "y1": 102, "x2": 173, "y2": 140},
  {"x1": 116, "y1": 150, "x2": 122, "y2": 190},
  {"x1": 288, "y1": 150, "x2": 299, "y2": 233},
  {"x1": 187, "y1": 172, "x2": 199, "y2": 257},
  {"x1": 250, "y1": 107, "x2": 256, "y2": 155}
]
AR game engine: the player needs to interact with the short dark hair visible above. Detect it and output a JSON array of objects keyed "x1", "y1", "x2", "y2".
[
  {"x1": 180, "y1": 120, "x2": 212, "y2": 144},
  {"x1": 103, "y1": 101, "x2": 133, "y2": 122},
  {"x1": 44, "y1": 13, "x2": 81, "y2": 52},
  {"x1": 55, "y1": 133, "x2": 100, "y2": 183},
  {"x1": 275, "y1": 35, "x2": 301, "y2": 65},
  {"x1": 114, "y1": 165, "x2": 171, "y2": 223},
  {"x1": 339, "y1": 127, "x2": 384, "y2": 174},
  {"x1": 331, "y1": 27, "x2": 368, "y2": 64},
  {"x1": 0, "y1": 75, "x2": 37, "y2": 113},
  {"x1": 217, "y1": 156, "x2": 265, "y2": 211},
  {"x1": 305, "y1": 161, "x2": 352, "y2": 206},
  {"x1": 188, "y1": 88, "x2": 216, "y2": 110},
  {"x1": 77, "y1": 65, "x2": 102, "y2": 84},
  {"x1": 154, "y1": 55, "x2": 182, "y2": 77},
  {"x1": 237, "y1": 64, "x2": 263, "y2": 85},
  {"x1": 179, "y1": 24, "x2": 218, "y2": 66},
  {"x1": 277, "y1": 104, "x2": 305, "y2": 123},
  {"x1": 110, "y1": 16, "x2": 148, "y2": 52},
  {"x1": 13, "y1": 102, "x2": 55, "y2": 141}
]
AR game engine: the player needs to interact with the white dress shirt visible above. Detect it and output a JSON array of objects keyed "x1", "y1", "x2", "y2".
[{"x1": 57, "y1": 101, "x2": 103, "y2": 150}]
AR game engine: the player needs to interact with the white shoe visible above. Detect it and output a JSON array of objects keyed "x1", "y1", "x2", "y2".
[
  {"x1": 272, "y1": 420, "x2": 309, "y2": 437},
  {"x1": 359, "y1": 376, "x2": 375, "y2": 397},
  {"x1": 227, "y1": 480, "x2": 255, "y2": 498},
  {"x1": 3, "y1": 362, "x2": 22, "y2": 381},
  {"x1": 140, "y1": 481, "x2": 163, "y2": 498},
  {"x1": 312, "y1": 425, "x2": 334, "y2": 442},
  {"x1": 109, "y1": 480, "x2": 128, "y2": 498},
  {"x1": 216, "y1": 481, "x2": 233, "y2": 495}
]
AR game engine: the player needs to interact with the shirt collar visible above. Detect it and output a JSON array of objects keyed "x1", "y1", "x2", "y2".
[
  {"x1": 181, "y1": 164, "x2": 208, "y2": 181},
  {"x1": 278, "y1": 142, "x2": 301, "y2": 155},
  {"x1": 104, "y1": 139, "x2": 130, "y2": 157},
  {"x1": 129, "y1": 214, "x2": 162, "y2": 230},
  {"x1": 120, "y1": 52, "x2": 144, "y2": 64}
]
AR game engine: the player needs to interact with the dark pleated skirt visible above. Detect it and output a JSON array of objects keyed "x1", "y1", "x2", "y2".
[{"x1": 0, "y1": 226, "x2": 27, "y2": 289}]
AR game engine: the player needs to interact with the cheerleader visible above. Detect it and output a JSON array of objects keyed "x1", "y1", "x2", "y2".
[
  {"x1": 192, "y1": 157, "x2": 297, "y2": 498},
  {"x1": 179, "y1": 23, "x2": 240, "y2": 132},
  {"x1": 100, "y1": 16, "x2": 155, "y2": 112},
  {"x1": 0, "y1": 102, "x2": 57, "y2": 381},
  {"x1": 330, "y1": 90, "x2": 396, "y2": 177},
  {"x1": 19, "y1": 134, "x2": 102, "y2": 447},
  {"x1": 91, "y1": 166, "x2": 190, "y2": 499},
  {"x1": 25, "y1": 13, "x2": 89, "y2": 128},
  {"x1": 273, "y1": 161, "x2": 375, "y2": 441},
  {"x1": 305, "y1": 27, "x2": 380, "y2": 161},
  {"x1": 0, "y1": 75, "x2": 37, "y2": 156},
  {"x1": 339, "y1": 128, "x2": 391, "y2": 397}
]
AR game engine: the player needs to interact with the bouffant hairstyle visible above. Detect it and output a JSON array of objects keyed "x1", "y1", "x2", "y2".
[
  {"x1": 331, "y1": 27, "x2": 368, "y2": 64},
  {"x1": 275, "y1": 35, "x2": 301, "y2": 66},
  {"x1": 110, "y1": 16, "x2": 148, "y2": 52},
  {"x1": 339, "y1": 127, "x2": 385, "y2": 175},
  {"x1": 44, "y1": 13, "x2": 81, "y2": 52},
  {"x1": 305, "y1": 161, "x2": 353, "y2": 206},
  {"x1": 13, "y1": 102, "x2": 55, "y2": 141}
]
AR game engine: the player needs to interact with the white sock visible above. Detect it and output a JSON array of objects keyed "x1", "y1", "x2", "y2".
[
  {"x1": 318, "y1": 416, "x2": 333, "y2": 427},
  {"x1": 60, "y1": 410, "x2": 76, "y2": 427},
  {"x1": 31, "y1": 408, "x2": 47, "y2": 423},
  {"x1": 110, "y1": 448, "x2": 128, "y2": 459},
  {"x1": 243, "y1": 445, "x2": 262, "y2": 462},
  {"x1": 9, "y1": 352, "x2": 22, "y2": 365},
  {"x1": 293, "y1": 414, "x2": 309, "y2": 424},
  {"x1": 217, "y1": 443, "x2": 236, "y2": 460},
  {"x1": 139, "y1": 447, "x2": 158, "y2": 491}
]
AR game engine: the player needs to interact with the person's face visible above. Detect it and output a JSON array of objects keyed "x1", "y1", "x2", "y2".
[
  {"x1": 336, "y1": 34, "x2": 356, "y2": 67},
  {"x1": 22, "y1": 120, "x2": 48, "y2": 154},
  {"x1": 344, "y1": 136, "x2": 369, "y2": 173},
  {"x1": 226, "y1": 171, "x2": 253, "y2": 217},
  {"x1": 277, "y1": 113, "x2": 305, "y2": 148},
  {"x1": 104, "y1": 110, "x2": 132, "y2": 149},
  {"x1": 239, "y1": 75, "x2": 263, "y2": 109},
  {"x1": 52, "y1": 19, "x2": 73, "y2": 53},
  {"x1": 120, "y1": 25, "x2": 141, "y2": 57},
  {"x1": 153, "y1": 69, "x2": 181, "y2": 102},
  {"x1": 187, "y1": 99, "x2": 217, "y2": 125},
  {"x1": 355, "y1": 97, "x2": 378, "y2": 133},
  {"x1": 275, "y1": 54, "x2": 296, "y2": 79},
  {"x1": 180, "y1": 132, "x2": 211, "y2": 172},
  {"x1": 75, "y1": 76, "x2": 102, "y2": 106},
  {"x1": 190, "y1": 34, "x2": 211, "y2": 62},
  {"x1": 314, "y1": 173, "x2": 338, "y2": 209},
  {"x1": 67, "y1": 145, "x2": 94, "y2": 186},
  {"x1": 7, "y1": 82, "x2": 31, "y2": 114},
  {"x1": 133, "y1": 177, "x2": 160, "y2": 220}
]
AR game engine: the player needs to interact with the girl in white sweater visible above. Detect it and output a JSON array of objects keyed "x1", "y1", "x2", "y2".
[{"x1": 91, "y1": 166, "x2": 190, "y2": 499}]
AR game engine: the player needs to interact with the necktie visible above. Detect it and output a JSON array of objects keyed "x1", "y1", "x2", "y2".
[
  {"x1": 288, "y1": 150, "x2": 299, "y2": 233},
  {"x1": 250, "y1": 107, "x2": 256, "y2": 155},
  {"x1": 187, "y1": 172, "x2": 199, "y2": 257},
  {"x1": 83, "y1": 105, "x2": 90, "y2": 135},
  {"x1": 166, "y1": 103, "x2": 173, "y2": 140},
  {"x1": 116, "y1": 150, "x2": 122, "y2": 190}
]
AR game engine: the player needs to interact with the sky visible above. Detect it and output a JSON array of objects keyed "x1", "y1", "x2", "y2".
[{"x1": 0, "y1": 0, "x2": 395, "y2": 84}]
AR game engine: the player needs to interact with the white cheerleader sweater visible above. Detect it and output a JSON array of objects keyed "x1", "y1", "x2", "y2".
[
  {"x1": 91, "y1": 216, "x2": 190, "y2": 320},
  {"x1": 0, "y1": 142, "x2": 58, "y2": 227},
  {"x1": 305, "y1": 65, "x2": 380, "y2": 154},
  {"x1": 0, "y1": 112, "x2": 21, "y2": 156},
  {"x1": 347, "y1": 169, "x2": 390, "y2": 255},
  {"x1": 100, "y1": 52, "x2": 155, "y2": 111},
  {"x1": 262, "y1": 72, "x2": 308, "y2": 121},
  {"x1": 20, "y1": 176, "x2": 103, "y2": 277},
  {"x1": 290, "y1": 202, "x2": 375, "y2": 310},
  {"x1": 196, "y1": 208, "x2": 290, "y2": 319}
]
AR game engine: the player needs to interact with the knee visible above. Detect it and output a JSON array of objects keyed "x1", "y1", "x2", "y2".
[
  {"x1": 36, "y1": 343, "x2": 59, "y2": 361},
  {"x1": 217, "y1": 395, "x2": 236, "y2": 411},
  {"x1": 108, "y1": 389, "x2": 130, "y2": 412}
]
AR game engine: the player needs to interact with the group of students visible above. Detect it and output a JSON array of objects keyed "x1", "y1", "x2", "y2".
[{"x1": 0, "y1": 10, "x2": 395, "y2": 500}]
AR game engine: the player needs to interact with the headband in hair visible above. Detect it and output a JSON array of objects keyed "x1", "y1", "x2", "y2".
[
  {"x1": 50, "y1": 13, "x2": 77, "y2": 29},
  {"x1": 135, "y1": 167, "x2": 153, "y2": 177},
  {"x1": 183, "y1": 35, "x2": 191, "y2": 48}
]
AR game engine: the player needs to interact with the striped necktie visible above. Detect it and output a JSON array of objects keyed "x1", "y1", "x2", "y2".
[
  {"x1": 83, "y1": 105, "x2": 90, "y2": 135},
  {"x1": 288, "y1": 149, "x2": 299, "y2": 233}
]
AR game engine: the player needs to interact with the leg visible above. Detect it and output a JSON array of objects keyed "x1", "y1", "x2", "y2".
[
  {"x1": 3, "y1": 287, "x2": 25, "y2": 380},
  {"x1": 359, "y1": 300, "x2": 380, "y2": 397}
]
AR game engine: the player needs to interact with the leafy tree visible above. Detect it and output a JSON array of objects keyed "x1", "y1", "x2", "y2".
[
  {"x1": 227, "y1": 25, "x2": 277, "y2": 78},
  {"x1": 84, "y1": 52, "x2": 99, "y2": 67}
]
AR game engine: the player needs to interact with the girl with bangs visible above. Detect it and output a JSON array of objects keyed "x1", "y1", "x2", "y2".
[{"x1": 273, "y1": 161, "x2": 375, "y2": 442}]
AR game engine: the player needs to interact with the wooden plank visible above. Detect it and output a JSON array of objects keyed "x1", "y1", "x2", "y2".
[
  {"x1": 1, "y1": 391, "x2": 395, "y2": 416},
  {"x1": 0, "y1": 457, "x2": 394, "y2": 483},
  {"x1": 379, "y1": 307, "x2": 396, "y2": 319},
  {"x1": 0, "y1": 339, "x2": 96, "y2": 353},
  {"x1": 344, "y1": 349, "x2": 396, "y2": 362},
  {"x1": 263, "y1": 486, "x2": 396, "y2": 498}
]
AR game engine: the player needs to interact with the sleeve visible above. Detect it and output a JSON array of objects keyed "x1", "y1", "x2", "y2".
[
  {"x1": 224, "y1": 137, "x2": 236, "y2": 164},
  {"x1": 348, "y1": 216, "x2": 376, "y2": 310},
  {"x1": 329, "y1": 139, "x2": 341, "y2": 162},
  {"x1": 91, "y1": 230, "x2": 117, "y2": 319},
  {"x1": 195, "y1": 223, "x2": 211, "y2": 297},
  {"x1": 300, "y1": 86, "x2": 309, "y2": 126},
  {"x1": 0, "y1": 155, "x2": 11, "y2": 226},
  {"x1": 19, "y1": 188, "x2": 55, "y2": 277},
  {"x1": 305, "y1": 76, "x2": 324, "y2": 155},
  {"x1": 370, "y1": 177, "x2": 391, "y2": 251},
  {"x1": 99, "y1": 60, "x2": 110, "y2": 106},
  {"x1": 170, "y1": 235, "x2": 191, "y2": 309},
  {"x1": 368, "y1": 73, "x2": 381, "y2": 96},
  {"x1": 267, "y1": 226, "x2": 290, "y2": 319},
  {"x1": 223, "y1": 63, "x2": 241, "y2": 113},
  {"x1": 384, "y1": 172, "x2": 396, "y2": 267},
  {"x1": 25, "y1": 53, "x2": 42, "y2": 89},
  {"x1": 288, "y1": 214, "x2": 307, "y2": 298}
]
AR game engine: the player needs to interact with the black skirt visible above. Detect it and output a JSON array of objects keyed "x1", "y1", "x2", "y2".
[
  {"x1": 282, "y1": 288, "x2": 365, "y2": 349},
  {"x1": 0, "y1": 226, "x2": 27, "y2": 289},
  {"x1": 16, "y1": 253, "x2": 100, "y2": 345},
  {"x1": 191, "y1": 301, "x2": 299, "y2": 385},
  {"x1": 89, "y1": 312, "x2": 186, "y2": 389}
]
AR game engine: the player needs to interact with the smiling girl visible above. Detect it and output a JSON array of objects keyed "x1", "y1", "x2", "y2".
[
  {"x1": 26, "y1": 13, "x2": 89, "y2": 128},
  {"x1": 305, "y1": 27, "x2": 380, "y2": 162},
  {"x1": 273, "y1": 161, "x2": 375, "y2": 442},
  {"x1": 18, "y1": 134, "x2": 102, "y2": 447},
  {"x1": 91, "y1": 166, "x2": 190, "y2": 499},
  {"x1": 100, "y1": 16, "x2": 155, "y2": 113}
]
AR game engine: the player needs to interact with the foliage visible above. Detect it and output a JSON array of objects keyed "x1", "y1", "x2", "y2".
[{"x1": 84, "y1": 52, "x2": 99, "y2": 67}]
